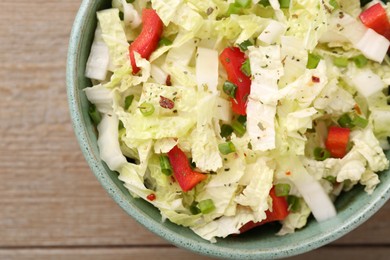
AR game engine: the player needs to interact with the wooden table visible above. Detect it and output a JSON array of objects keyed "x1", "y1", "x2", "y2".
[{"x1": 0, "y1": 1, "x2": 389, "y2": 259}]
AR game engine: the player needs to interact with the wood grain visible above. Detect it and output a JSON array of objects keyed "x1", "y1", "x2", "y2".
[
  {"x1": 0, "y1": 0, "x2": 389, "y2": 259},
  {"x1": 1, "y1": 246, "x2": 389, "y2": 260},
  {"x1": 0, "y1": 247, "x2": 218, "y2": 260}
]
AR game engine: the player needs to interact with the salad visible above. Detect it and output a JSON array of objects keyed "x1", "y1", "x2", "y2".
[{"x1": 84, "y1": 0, "x2": 390, "y2": 242}]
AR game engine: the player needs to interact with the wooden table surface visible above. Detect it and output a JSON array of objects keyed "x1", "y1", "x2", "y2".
[{"x1": 1, "y1": 1, "x2": 389, "y2": 259}]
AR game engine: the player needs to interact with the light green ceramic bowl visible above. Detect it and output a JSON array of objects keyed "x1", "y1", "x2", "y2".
[{"x1": 66, "y1": 1, "x2": 390, "y2": 259}]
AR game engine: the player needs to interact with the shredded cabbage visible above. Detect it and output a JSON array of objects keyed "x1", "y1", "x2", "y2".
[{"x1": 84, "y1": 0, "x2": 390, "y2": 243}]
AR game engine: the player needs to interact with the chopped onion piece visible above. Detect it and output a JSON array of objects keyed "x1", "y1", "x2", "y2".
[
  {"x1": 338, "y1": 14, "x2": 367, "y2": 45},
  {"x1": 215, "y1": 97, "x2": 232, "y2": 123},
  {"x1": 355, "y1": 28, "x2": 390, "y2": 63},
  {"x1": 150, "y1": 65, "x2": 168, "y2": 85},
  {"x1": 97, "y1": 113, "x2": 127, "y2": 171},
  {"x1": 85, "y1": 27, "x2": 110, "y2": 81},
  {"x1": 258, "y1": 20, "x2": 286, "y2": 45},
  {"x1": 349, "y1": 69, "x2": 385, "y2": 98},
  {"x1": 247, "y1": 45, "x2": 282, "y2": 151},
  {"x1": 325, "y1": 12, "x2": 367, "y2": 45},
  {"x1": 289, "y1": 164, "x2": 337, "y2": 222},
  {"x1": 121, "y1": 0, "x2": 141, "y2": 29},
  {"x1": 196, "y1": 47, "x2": 219, "y2": 93},
  {"x1": 84, "y1": 85, "x2": 113, "y2": 114}
]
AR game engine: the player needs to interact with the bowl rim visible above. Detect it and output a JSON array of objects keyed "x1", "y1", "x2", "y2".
[{"x1": 66, "y1": 1, "x2": 390, "y2": 259}]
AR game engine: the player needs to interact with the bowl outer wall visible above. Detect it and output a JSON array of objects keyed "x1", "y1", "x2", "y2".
[{"x1": 66, "y1": 1, "x2": 390, "y2": 259}]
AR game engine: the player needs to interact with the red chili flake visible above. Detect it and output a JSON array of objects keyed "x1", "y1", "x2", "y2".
[
  {"x1": 354, "y1": 104, "x2": 362, "y2": 115},
  {"x1": 166, "y1": 75, "x2": 172, "y2": 86},
  {"x1": 311, "y1": 76, "x2": 320, "y2": 83},
  {"x1": 159, "y1": 96, "x2": 175, "y2": 109},
  {"x1": 285, "y1": 171, "x2": 291, "y2": 176},
  {"x1": 146, "y1": 193, "x2": 156, "y2": 201}
]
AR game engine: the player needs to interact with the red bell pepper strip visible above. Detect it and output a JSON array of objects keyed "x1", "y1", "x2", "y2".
[
  {"x1": 219, "y1": 47, "x2": 252, "y2": 115},
  {"x1": 359, "y1": 3, "x2": 390, "y2": 41},
  {"x1": 239, "y1": 187, "x2": 289, "y2": 233},
  {"x1": 129, "y1": 9, "x2": 163, "y2": 74},
  {"x1": 325, "y1": 126, "x2": 351, "y2": 158},
  {"x1": 167, "y1": 146, "x2": 207, "y2": 192}
]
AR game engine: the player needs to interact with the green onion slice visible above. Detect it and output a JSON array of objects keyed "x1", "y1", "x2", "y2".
[
  {"x1": 353, "y1": 54, "x2": 368, "y2": 68},
  {"x1": 139, "y1": 102, "x2": 155, "y2": 116},
  {"x1": 241, "y1": 59, "x2": 251, "y2": 77},
  {"x1": 238, "y1": 39, "x2": 253, "y2": 51},
  {"x1": 287, "y1": 195, "x2": 301, "y2": 212},
  {"x1": 88, "y1": 104, "x2": 102, "y2": 125},
  {"x1": 223, "y1": 81, "x2": 238, "y2": 98},
  {"x1": 333, "y1": 57, "x2": 349, "y2": 67},
  {"x1": 279, "y1": 0, "x2": 290, "y2": 8},
  {"x1": 190, "y1": 202, "x2": 201, "y2": 215},
  {"x1": 218, "y1": 141, "x2": 236, "y2": 155},
  {"x1": 220, "y1": 124, "x2": 234, "y2": 139},
  {"x1": 227, "y1": 3, "x2": 241, "y2": 15},
  {"x1": 237, "y1": 115, "x2": 247, "y2": 125},
  {"x1": 275, "y1": 183, "x2": 291, "y2": 197},
  {"x1": 352, "y1": 115, "x2": 368, "y2": 128},
  {"x1": 307, "y1": 53, "x2": 322, "y2": 69},
  {"x1": 197, "y1": 199, "x2": 216, "y2": 214},
  {"x1": 159, "y1": 155, "x2": 173, "y2": 176},
  {"x1": 124, "y1": 95, "x2": 134, "y2": 110},
  {"x1": 231, "y1": 120, "x2": 246, "y2": 137},
  {"x1": 313, "y1": 147, "x2": 331, "y2": 161},
  {"x1": 337, "y1": 113, "x2": 353, "y2": 128}
]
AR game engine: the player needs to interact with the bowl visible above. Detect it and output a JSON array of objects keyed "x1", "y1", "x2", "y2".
[{"x1": 66, "y1": 1, "x2": 390, "y2": 259}]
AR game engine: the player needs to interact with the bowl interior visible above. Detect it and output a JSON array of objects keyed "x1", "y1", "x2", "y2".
[{"x1": 66, "y1": 1, "x2": 390, "y2": 259}]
